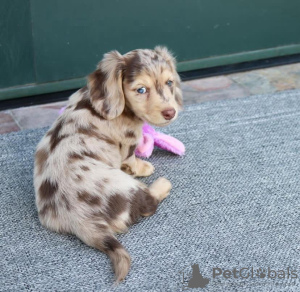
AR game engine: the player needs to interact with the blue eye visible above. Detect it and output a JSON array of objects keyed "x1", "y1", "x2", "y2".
[
  {"x1": 167, "y1": 80, "x2": 173, "y2": 87},
  {"x1": 137, "y1": 87, "x2": 147, "y2": 94}
]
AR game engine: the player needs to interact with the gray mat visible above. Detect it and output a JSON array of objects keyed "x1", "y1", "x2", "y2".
[{"x1": 1, "y1": 90, "x2": 300, "y2": 292}]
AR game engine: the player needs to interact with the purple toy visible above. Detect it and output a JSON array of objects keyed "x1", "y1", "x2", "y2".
[
  {"x1": 135, "y1": 123, "x2": 185, "y2": 158},
  {"x1": 59, "y1": 106, "x2": 67, "y2": 115}
]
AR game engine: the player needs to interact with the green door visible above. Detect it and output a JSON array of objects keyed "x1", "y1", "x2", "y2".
[{"x1": 1, "y1": 0, "x2": 300, "y2": 100}]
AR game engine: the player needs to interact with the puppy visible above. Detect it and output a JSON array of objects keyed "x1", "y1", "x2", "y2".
[{"x1": 34, "y1": 46, "x2": 183, "y2": 282}]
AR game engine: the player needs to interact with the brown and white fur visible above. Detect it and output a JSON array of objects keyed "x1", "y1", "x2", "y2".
[{"x1": 33, "y1": 47, "x2": 183, "y2": 283}]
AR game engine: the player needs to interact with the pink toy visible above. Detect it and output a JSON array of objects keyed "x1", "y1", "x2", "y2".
[
  {"x1": 135, "y1": 123, "x2": 185, "y2": 158},
  {"x1": 59, "y1": 106, "x2": 67, "y2": 115},
  {"x1": 59, "y1": 107, "x2": 185, "y2": 158}
]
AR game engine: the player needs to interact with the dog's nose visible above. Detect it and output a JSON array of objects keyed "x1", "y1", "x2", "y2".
[{"x1": 161, "y1": 108, "x2": 176, "y2": 120}]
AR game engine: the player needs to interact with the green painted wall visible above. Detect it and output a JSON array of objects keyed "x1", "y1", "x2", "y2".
[
  {"x1": 0, "y1": 0, "x2": 35, "y2": 89},
  {"x1": 1, "y1": 0, "x2": 300, "y2": 100}
]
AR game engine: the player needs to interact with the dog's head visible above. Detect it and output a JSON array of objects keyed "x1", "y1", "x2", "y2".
[{"x1": 88, "y1": 47, "x2": 182, "y2": 126}]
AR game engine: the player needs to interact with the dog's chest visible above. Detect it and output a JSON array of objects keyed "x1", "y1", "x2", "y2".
[{"x1": 118, "y1": 129, "x2": 142, "y2": 162}]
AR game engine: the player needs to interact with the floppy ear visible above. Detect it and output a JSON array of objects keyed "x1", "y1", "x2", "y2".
[
  {"x1": 154, "y1": 46, "x2": 183, "y2": 108},
  {"x1": 88, "y1": 51, "x2": 125, "y2": 120}
]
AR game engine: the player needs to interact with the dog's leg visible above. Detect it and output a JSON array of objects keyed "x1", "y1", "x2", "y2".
[
  {"x1": 134, "y1": 177, "x2": 172, "y2": 217},
  {"x1": 121, "y1": 154, "x2": 154, "y2": 177},
  {"x1": 71, "y1": 169, "x2": 171, "y2": 282}
]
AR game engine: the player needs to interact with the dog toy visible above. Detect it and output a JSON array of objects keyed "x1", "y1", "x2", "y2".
[
  {"x1": 135, "y1": 123, "x2": 185, "y2": 158},
  {"x1": 59, "y1": 106, "x2": 185, "y2": 158},
  {"x1": 59, "y1": 106, "x2": 66, "y2": 115}
]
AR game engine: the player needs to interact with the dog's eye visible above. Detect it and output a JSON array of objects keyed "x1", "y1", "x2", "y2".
[
  {"x1": 137, "y1": 87, "x2": 147, "y2": 94},
  {"x1": 167, "y1": 80, "x2": 173, "y2": 87}
]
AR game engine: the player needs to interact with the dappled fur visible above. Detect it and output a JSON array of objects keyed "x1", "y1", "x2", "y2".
[{"x1": 34, "y1": 47, "x2": 182, "y2": 283}]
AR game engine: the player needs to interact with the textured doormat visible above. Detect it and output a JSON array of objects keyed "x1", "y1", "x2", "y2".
[{"x1": 1, "y1": 91, "x2": 300, "y2": 292}]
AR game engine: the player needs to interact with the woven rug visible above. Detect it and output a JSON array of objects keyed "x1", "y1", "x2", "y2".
[{"x1": 1, "y1": 90, "x2": 300, "y2": 292}]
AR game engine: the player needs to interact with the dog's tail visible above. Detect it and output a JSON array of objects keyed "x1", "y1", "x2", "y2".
[
  {"x1": 103, "y1": 235, "x2": 131, "y2": 283},
  {"x1": 74, "y1": 224, "x2": 131, "y2": 283}
]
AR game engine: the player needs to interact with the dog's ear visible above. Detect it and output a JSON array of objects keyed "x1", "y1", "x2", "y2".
[
  {"x1": 154, "y1": 46, "x2": 183, "y2": 108},
  {"x1": 154, "y1": 46, "x2": 176, "y2": 69},
  {"x1": 88, "y1": 51, "x2": 125, "y2": 120}
]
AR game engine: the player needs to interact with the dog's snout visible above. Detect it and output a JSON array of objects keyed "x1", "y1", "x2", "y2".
[{"x1": 161, "y1": 108, "x2": 176, "y2": 120}]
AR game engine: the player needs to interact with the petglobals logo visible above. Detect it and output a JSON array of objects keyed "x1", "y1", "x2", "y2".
[
  {"x1": 213, "y1": 267, "x2": 298, "y2": 280},
  {"x1": 180, "y1": 264, "x2": 210, "y2": 290},
  {"x1": 179, "y1": 265, "x2": 298, "y2": 290}
]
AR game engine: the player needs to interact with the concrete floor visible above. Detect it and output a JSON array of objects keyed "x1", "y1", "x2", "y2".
[{"x1": 1, "y1": 62, "x2": 300, "y2": 135}]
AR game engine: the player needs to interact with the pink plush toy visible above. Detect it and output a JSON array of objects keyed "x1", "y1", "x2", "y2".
[
  {"x1": 135, "y1": 123, "x2": 185, "y2": 158},
  {"x1": 59, "y1": 106, "x2": 185, "y2": 158},
  {"x1": 59, "y1": 106, "x2": 67, "y2": 115}
]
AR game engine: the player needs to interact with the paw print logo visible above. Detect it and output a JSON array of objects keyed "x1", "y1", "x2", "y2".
[{"x1": 256, "y1": 268, "x2": 266, "y2": 278}]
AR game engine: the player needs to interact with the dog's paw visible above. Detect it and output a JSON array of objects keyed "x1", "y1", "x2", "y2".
[
  {"x1": 136, "y1": 159, "x2": 155, "y2": 177},
  {"x1": 150, "y1": 177, "x2": 172, "y2": 201},
  {"x1": 121, "y1": 159, "x2": 154, "y2": 177},
  {"x1": 121, "y1": 164, "x2": 136, "y2": 176}
]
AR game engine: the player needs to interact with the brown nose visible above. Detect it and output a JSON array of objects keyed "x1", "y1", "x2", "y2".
[{"x1": 161, "y1": 108, "x2": 176, "y2": 120}]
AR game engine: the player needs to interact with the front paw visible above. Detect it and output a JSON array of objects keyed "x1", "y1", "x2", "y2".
[
  {"x1": 136, "y1": 159, "x2": 155, "y2": 177},
  {"x1": 121, "y1": 164, "x2": 136, "y2": 176}
]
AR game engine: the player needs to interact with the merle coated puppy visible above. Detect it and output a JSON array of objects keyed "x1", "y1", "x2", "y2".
[{"x1": 34, "y1": 46, "x2": 183, "y2": 282}]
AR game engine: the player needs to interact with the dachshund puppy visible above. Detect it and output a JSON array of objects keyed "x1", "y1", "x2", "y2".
[{"x1": 34, "y1": 46, "x2": 183, "y2": 282}]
